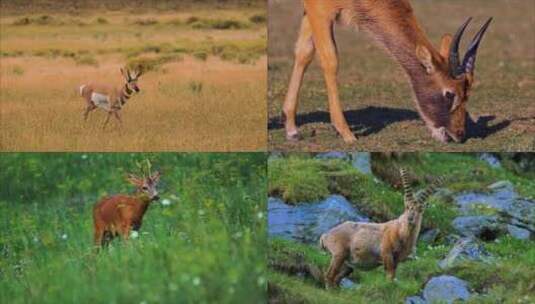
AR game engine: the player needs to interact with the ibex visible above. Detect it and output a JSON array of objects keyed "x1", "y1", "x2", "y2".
[
  {"x1": 282, "y1": 0, "x2": 493, "y2": 143},
  {"x1": 93, "y1": 170, "x2": 160, "y2": 247},
  {"x1": 79, "y1": 68, "x2": 142, "y2": 129},
  {"x1": 319, "y1": 168, "x2": 444, "y2": 288}
]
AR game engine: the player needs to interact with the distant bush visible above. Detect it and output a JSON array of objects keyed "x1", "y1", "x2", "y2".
[
  {"x1": 74, "y1": 54, "x2": 98, "y2": 66},
  {"x1": 189, "y1": 18, "x2": 249, "y2": 30},
  {"x1": 132, "y1": 18, "x2": 158, "y2": 26},
  {"x1": 95, "y1": 17, "x2": 108, "y2": 24},
  {"x1": 188, "y1": 81, "x2": 203, "y2": 94}
]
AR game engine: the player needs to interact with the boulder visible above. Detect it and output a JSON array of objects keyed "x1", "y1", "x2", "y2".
[
  {"x1": 268, "y1": 195, "x2": 369, "y2": 243},
  {"x1": 479, "y1": 153, "x2": 501, "y2": 168},
  {"x1": 423, "y1": 275, "x2": 471, "y2": 303},
  {"x1": 315, "y1": 152, "x2": 350, "y2": 160},
  {"x1": 452, "y1": 215, "x2": 505, "y2": 240},
  {"x1": 339, "y1": 278, "x2": 357, "y2": 289},
  {"x1": 439, "y1": 237, "x2": 491, "y2": 269},
  {"x1": 405, "y1": 296, "x2": 426, "y2": 304},
  {"x1": 351, "y1": 152, "x2": 372, "y2": 175}
]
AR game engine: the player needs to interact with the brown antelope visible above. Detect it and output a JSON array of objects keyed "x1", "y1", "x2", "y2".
[
  {"x1": 79, "y1": 68, "x2": 142, "y2": 129},
  {"x1": 93, "y1": 170, "x2": 160, "y2": 248},
  {"x1": 319, "y1": 168, "x2": 444, "y2": 287},
  {"x1": 282, "y1": 0, "x2": 493, "y2": 143}
]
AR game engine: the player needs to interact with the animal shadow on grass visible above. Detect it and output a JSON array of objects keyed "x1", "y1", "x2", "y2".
[
  {"x1": 268, "y1": 106, "x2": 420, "y2": 137},
  {"x1": 466, "y1": 114, "x2": 511, "y2": 140}
]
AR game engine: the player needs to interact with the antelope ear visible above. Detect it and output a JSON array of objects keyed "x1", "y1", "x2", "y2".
[
  {"x1": 416, "y1": 45, "x2": 435, "y2": 74},
  {"x1": 439, "y1": 34, "x2": 453, "y2": 61}
]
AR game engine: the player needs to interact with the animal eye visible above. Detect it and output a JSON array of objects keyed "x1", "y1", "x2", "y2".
[{"x1": 142, "y1": 186, "x2": 148, "y2": 190}]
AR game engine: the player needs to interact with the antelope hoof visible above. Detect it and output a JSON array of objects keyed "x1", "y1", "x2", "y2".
[
  {"x1": 286, "y1": 131, "x2": 302, "y2": 142},
  {"x1": 341, "y1": 132, "x2": 357, "y2": 144}
]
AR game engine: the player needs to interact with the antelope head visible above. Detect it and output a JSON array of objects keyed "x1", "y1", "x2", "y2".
[
  {"x1": 400, "y1": 168, "x2": 445, "y2": 225},
  {"x1": 414, "y1": 18, "x2": 493, "y2": 143},
  {"x1": 126, "y1": 171, "x2": 161, "y2": 201},
  {"x1": 121, "y1": 68, "x2": 143, "y2": 93}
]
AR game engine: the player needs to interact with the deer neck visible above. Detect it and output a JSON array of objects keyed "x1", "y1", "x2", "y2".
[
  {"x1": 119, "y1": 83, "x2": 134, "y2": 105},
  {"x1": 398, "y1": 210, "x2": 423, "y2": 255},
  {"x1": 362, "y1": 13, "x2": 444, "y2": 126}
]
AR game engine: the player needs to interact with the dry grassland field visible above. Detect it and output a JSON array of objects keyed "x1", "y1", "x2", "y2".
[
  {"x1": 0, "y1": 1, "x2": 267, "y2": 151},
  {"x1": 268, "y1": 0, "x2": 535, "y2": 152}
]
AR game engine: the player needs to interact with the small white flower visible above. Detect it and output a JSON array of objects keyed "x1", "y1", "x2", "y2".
[
  {"x1": 131, "y1": 231, "x2": 139, "y2": 239},
  {"x1": 198, "y1": 209, "x2": 205, "y2": 216},
  {"x1": 192, "y1": 277, "x2": 201, "y2": 286},
  {"x1": 257, "y1": 276, "x2": 266, "y2": 286},
  {"x1": 81, "y1": 154, "x2": 88, "y2": 159},
  {"x1": 33, "y1": 236, "x2": 39, "y2": 243},
  {"x1": 61, "y1": 234, "x2": 68, "y2": 240},
  {"x1": 256, "y1": 212, "x2": 264, "y2": 219},
  {"x1": 161, "y1": 199, "x2": 171, "y2": 206},
  {"x1": 228, "y1": 287, "x2": 235, "y2": 294}
]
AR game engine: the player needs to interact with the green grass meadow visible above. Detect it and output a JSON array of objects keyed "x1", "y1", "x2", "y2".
[{"x1": 0, "y1": 153, "x2": 267, "y2": 303}]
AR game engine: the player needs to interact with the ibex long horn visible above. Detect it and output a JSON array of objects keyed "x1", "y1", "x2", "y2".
[
  {"x1": 449, "y1": 17, "x2": 472, "y2": 78},
  {"x1": 462, "y1": 17, "x2": 493, "y2": 74},
  {"x1": 399, "y1": 168, "x2": 415, "y2": 206},
  {"x1": 416, "y1": 176, "x2": 445, "y2": 206}
]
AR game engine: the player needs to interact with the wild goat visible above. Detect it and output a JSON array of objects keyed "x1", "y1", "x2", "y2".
[
  {"x1": 319, "y1": 168, "x2": 444, "y2": 288},
  {"x1": 282, "y1": 0, "x2": 492, "y2": 143},
  {"x1": 93, "y1": 171, "x2": 160, "y2": 247},
  {"x1": 79, "y1": 68, "x2": 142, "y2": 129}
]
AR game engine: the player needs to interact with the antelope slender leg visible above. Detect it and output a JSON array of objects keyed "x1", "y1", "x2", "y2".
[
  {"x1": 282, "y1": 15, "x2": 315, "y2": 141},
  {"x1": 83, "y1": 104, "x2": 96, "y2": 121},
  {"x1": 94, "y1": 228, "x2": 103, "y2": 248},
  {"x1": 113, "y1": 111, "x2": 122, "y2": 129},
  {"x1": 102, "y1": 112, "x2": 112, "y2": 130},
  {"x1": 325, "y1": 253, "x2": 346, "y2": 288},
  {"x1": 305, "y1": 6, "x2": 356, "y2": 143}
]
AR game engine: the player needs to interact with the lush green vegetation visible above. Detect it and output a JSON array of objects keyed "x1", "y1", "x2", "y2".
[
  {"x1": 268, "y1": 153, "x2": 535, "y2": 303},
  {"x1": 0, "y1": 153, "x2": 266, "y2": 303}
]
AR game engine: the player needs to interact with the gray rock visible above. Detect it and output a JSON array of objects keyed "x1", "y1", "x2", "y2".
[
  {"x1": 268, "y1": 195, "x2": 369, "y2": 244},
  {"x1": 351, "y1": 152, "x2": 372, "y2": 175},
  {"x1": 339, "y1": 278, "x2": 357, "y2": 289},
  {"x1": 420, "y1": 229, "x2": 440, "y2": 244},
  {"x1": 423, "y1": 275, "x2": 471, "y2": 303},
  {"x1": 405, "y1": 296, "x2": 426, "y2": 304},
  {"x1": 439, "y1": 238, "x2": 491, "y2": 269},
  {"x1": 479, "y1": 153, "x2": 501, "y2": 168},
  {"x1": 452, "y1": 215, "x2": 505, "y2": 240},
  {"x1": 507, "y1": 224, "x2": 531, "y2": 240}
]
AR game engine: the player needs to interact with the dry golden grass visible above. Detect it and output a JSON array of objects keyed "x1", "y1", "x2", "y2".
[{"x1": 0, "y1": 9, "x2": 267, "y2": 151}]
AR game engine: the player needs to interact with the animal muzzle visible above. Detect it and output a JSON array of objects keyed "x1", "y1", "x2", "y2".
[{"x1": 152, "y1": 195, "x2": 160, "y2": 201}]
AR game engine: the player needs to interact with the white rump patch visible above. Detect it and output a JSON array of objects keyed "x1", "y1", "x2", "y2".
[
  {"x1": 91, "y1": 92, "x2": 111, "y2": 111},
  {"x1": 79, "y1": 85, "x2": 86, "y2": 96}
]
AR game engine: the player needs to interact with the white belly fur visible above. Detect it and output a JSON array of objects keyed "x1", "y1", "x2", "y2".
[{"x1": 91, "y1": 92, "x2": 111, "y2": 111}]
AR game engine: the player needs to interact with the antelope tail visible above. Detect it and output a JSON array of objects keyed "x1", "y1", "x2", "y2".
[{"x1": 79, "y1": 85, "x2": 86, "y2": 97}]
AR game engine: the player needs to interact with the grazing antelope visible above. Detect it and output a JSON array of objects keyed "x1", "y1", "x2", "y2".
[
  {"x1": 93, "y1": 170, "x2": 160, "y2": 248},
  {"x1": 319, "y1": 168, "x2": 444, "y2": 288},
  {"x1": 79, "y1": 68, "x2": 142, "y2": 129},
  {"x1": 282, "y1": 0, "x2": 493, "y2": 143}
]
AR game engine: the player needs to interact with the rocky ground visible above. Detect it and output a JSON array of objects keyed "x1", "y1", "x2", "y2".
[{"x1": 267, "y1": 153, "x2": 535, "y2": 303}]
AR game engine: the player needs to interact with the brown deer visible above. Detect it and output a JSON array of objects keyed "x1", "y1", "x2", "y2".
[
  {"x1": 319, "y1": 168, "x2": 444, "y2": 288},
  {"x1": 79, "y1": 68, "x2": 142, "y2": 129},
  {"x1": 282, "y1": 0, "x2": 492, "y2": 144},
  {"x1": 93, "y1": 170, "x2": 160, "y2": 248}
]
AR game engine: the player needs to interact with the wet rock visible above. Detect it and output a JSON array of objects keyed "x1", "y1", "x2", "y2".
[
  {"x1": 268, "y1": 195, "x2": 369, "y2": 244},
  {"x1": 479, "y1": 153, "x2": 501, "y2": 168},
  {"x1": 423, "y1": 275, "x2": 471, "y2": 304},
  {"x1": 439, "y1": 237, "x2": 491, "y2": 269},
  {"x1": 339, "y1": 278, "x2": 357, "y2": 289},
  {"x1": 351, "y1": 152, "x2": 372, "y2": 175},
  {"x1": 507, "y1": 224, "x2": 531, "y2": 240},
  {"x1": 452, "y1": 216, "x2": 505, "y2": 240},
  {"x1": 405, "y1": 296, "x2": 426, "y2": 304},
  {"x1": 419, "y1": 229, "x2": 440, "y2": 244},
  {"x1": 315, "y1": 152, "x2": 349, "y2": 160}
]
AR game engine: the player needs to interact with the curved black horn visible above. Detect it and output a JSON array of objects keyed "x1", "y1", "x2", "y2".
[
  {"x1": 449, "y1": 17, "x2": 472, "y2": 78},
  {"x1": 462, "y1": 17, "x2": 493, "y2": 74}
]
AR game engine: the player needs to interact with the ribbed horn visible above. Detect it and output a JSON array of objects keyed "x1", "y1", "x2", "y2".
[
  {"x1": 449, "y1": 17, "x2": 472, "y2": 78},
  {"x1": 400, "y1": 168, "x2": 415, "y2": 206},
  {"x1": 462, "y1": 17, "x2": 493, "y2": 73},
  {"x1": 416, "y1": 176, "x2": 445, "y2": 206}
]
